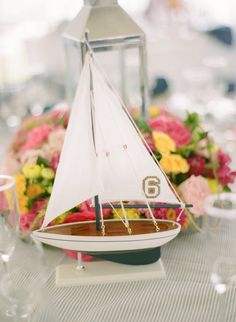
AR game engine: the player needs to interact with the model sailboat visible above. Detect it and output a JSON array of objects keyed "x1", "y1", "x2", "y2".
[{"x1": 33, "y1": 49, "x2": 191, "y2": 265}]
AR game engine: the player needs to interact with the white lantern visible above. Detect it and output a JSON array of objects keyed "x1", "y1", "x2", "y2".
[{"x1": 63, "y1": 0, "x2": 149, "y2": 116}]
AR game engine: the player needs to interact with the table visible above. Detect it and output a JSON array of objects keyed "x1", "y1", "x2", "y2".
[{"x1": 22, "y1": 232, "x2": 236, "y2": 322}]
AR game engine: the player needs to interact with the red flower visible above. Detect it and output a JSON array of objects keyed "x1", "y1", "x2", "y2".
[
  {"x1": 80, "y1": 200, "x2": 112, "y2": 219},
  {"x1": 188, "y1": 156, "x2": 206, "y2": 176},
  {"x1": 63, "y1": 250, "x2": 95, "y2": 261},
  {"x1": 64, "y1": 211, "x2": 95, "y2": 223},
  {"x1": 31, "y1": 198, "x2": 48, "y2": 212},
  {"x1": 217, "y1": 165, "x2": 236, "y2": 185},
  {"x1": 51, "y1": 152, "x2": 61, "y2": 172},
  {"x1": 218, "y1": 151, "x2": 231, "y2": 165},
  {"x1": 216, "y1": 151, "x2": 236, "y2": 185},
  {"x1": 144, "y1": 133, "x2": 155, "y2": 152}
]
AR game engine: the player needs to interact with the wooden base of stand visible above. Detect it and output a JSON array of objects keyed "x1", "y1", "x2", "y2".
[{"x1": 56, "y1": 259, "x2": 166, "y2": 287}]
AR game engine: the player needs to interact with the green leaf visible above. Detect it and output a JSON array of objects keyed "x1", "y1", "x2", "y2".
[
  {"x1": 199, "y1": 131, "x2": 208, "y2": 140},
  {"x1": 184, "y1": 112, "x2": 200, "y2": 131},
  {"x1": 28, "y1": 192, "x2": 49, "y2": 209},
  {"x1": 36, "y1": 156, "x2": 51, "y2": 168},
  {"x1": 223, "y1": 186, "x2": 231, "y2": 192},
  {"x1": 136, "y1": 119, "x2": 152, "y2": 133}
]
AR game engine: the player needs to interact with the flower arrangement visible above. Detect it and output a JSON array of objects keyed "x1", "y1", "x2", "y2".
[{"x1": 1, "y1": 106, "x2": 236, "y2": 234}]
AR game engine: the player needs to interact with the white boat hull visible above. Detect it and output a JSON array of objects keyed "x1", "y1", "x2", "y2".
[{"x1": 33, "y1": 219, "x2": 181, "y2": 253}]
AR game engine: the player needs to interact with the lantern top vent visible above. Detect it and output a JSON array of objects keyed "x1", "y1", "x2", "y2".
[{"x1": 63, "y1": 0, "x2": 145, "y2": 47}]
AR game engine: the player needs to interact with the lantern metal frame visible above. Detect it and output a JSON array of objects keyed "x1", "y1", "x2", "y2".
[{"x1": 63, "y1": 0, "x2": 149, "y2": 116}]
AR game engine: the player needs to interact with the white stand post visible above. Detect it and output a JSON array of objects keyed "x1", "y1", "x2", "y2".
[{"x1": 76, "y1": 252, "x2": 85, "y2": 271}]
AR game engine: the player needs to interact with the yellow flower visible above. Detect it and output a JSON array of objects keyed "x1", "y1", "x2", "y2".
[
  {"x1": 18, "y1": 194, "x2": 29, "y2": 214},
  {"x1": 172, "y1": 155, "x2": 189, "y2": 173},
  {"x1": 149, "y1": 105, "x2": 160, "y2": 118},
  {"x1": 47, "y1": 185, "x2": 53, "y2": 194},
  {"x1": 54, "y1": 213, "x2": 68, "y2": 225},
  {"x1": 152, "y1": 132, "x2": 176, "y2": 155},
  {"x1": 113, "y1": 208, "x2": 140, "y2": 220},
  {"x1": 22, "y1": 164, "x2": 41, "y2": 179},
  {"x1": 14, "y1": 174, "x2": 28, "y2": 213},
  {"x1": 207, "y1": 179, "x2": 219, "y2": 194},
  {"x1": 41, "y1": 168, "x2": 55, "y2": 180},
  {"x1": 14, "y1": 174, "x2": 26, "y2": 194},
  {"x1": 166, "y1": 209, "x2": 176, "y2": 221},
  {"x1": 160, "y1": 154, "x2": 189, "y2": 174},
  {"x1": 26, "y1": 184, "x2": 44, "y2": 198}
]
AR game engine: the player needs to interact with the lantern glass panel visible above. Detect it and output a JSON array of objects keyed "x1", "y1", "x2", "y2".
[{"x1": 65, "y1": 43, "x2": 145, "y2": 110}]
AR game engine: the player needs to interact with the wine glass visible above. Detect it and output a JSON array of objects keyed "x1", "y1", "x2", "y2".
[
  {"x1": 0, "y1": 235, "x2": 51, "y2": 321},
  {"x1": 204, "y1": 192, "x2": 236, "y2": 293},
  {"x1": 0, "y1": 175, "x2": 19, "y2": 271},
  {"x1": 203, "y1": 193, "x2": 236, "y2": 320}
]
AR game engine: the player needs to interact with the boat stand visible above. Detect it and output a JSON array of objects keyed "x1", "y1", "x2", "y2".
[{"x1": 56, "y1": 252, "x2": 166, "y2": 287}]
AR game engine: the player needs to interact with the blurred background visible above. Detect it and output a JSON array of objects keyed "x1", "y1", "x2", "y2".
[{"x1": 1, "y1": 0, "x2": 236, "y2": 163}]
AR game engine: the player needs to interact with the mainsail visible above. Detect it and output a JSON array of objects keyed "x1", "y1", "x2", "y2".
[
  {"x1": 42, "y1": 56, "x2": 99, "y2": 227},
  {"x1": 42, "y1": 53, "x2": 180, "y2": 228}
]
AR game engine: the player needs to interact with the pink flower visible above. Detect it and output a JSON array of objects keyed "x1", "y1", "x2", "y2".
[
  {"x1": 0, "y1": 152, "x2": 21, "y2": 175},
  {"x1": 20, "y1": 149, "x2": 47, "y2": 165},
  {"x1": 20, "y1": 124, "x2": 53, "y2": 152},
  {"x1": 20, "y1": 212, "x2": 37, "y2": 231},
  {"x1": 148, "y1": 116, "x2": 191, "y2": 147},
  {"x1": 169, "y1": 119, "x2": 192, "y2": 146},
  {"x1": 48, "y1": 127, "x2": 66, "y2": 152},
  {"x1": 196, "y1": 138, "x2": 210, "y2": 158},
  {"x1": 178, "y1": 175, "x2": 210, "y2": 216},
  {"x1": 149, "y1": 116, "x2": 169, "y2": 133}
]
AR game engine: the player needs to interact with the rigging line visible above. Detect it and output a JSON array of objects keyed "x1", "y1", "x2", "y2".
[
  {"x1": 120, "y1": 201, "x2": 132, "y2": 235},
  {"x1": 93, "y1": 67, "x2": 160, "y2": 230},
  {"x1": 91, "y1": 64, "x2": 131, "y2": 235},
  {"x1": 108, "y1": 202, "x2": 130, "y2": 229},
  {"x1": 91, "y1": 58, "x2": 183, "y2": 205}
]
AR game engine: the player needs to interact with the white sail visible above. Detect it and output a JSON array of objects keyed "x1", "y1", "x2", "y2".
[
  {"x1": 42, "y1": 53, "x2": 180, "y2": 227},
  {"x1": 91, "y1": 60, "x2": 180, "y2": 205},
  {"x1": 42, "y1": 56, "x2": 99, "y2": 227}
]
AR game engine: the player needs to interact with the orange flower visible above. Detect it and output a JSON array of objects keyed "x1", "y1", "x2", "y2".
[
  {"x1": 18, "y1": 194, "x2": 29, "y2": 214},
  {"x1": 166, "y1": 209, "x2": 177, "y2": 221},
  {"x1": 26, "y1": 184, "x2": 44, "y2": 198}
]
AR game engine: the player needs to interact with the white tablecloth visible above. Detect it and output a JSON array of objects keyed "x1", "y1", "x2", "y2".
[{"x1": 21, "y1": 232, "x2": 236, "y2": 322}]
